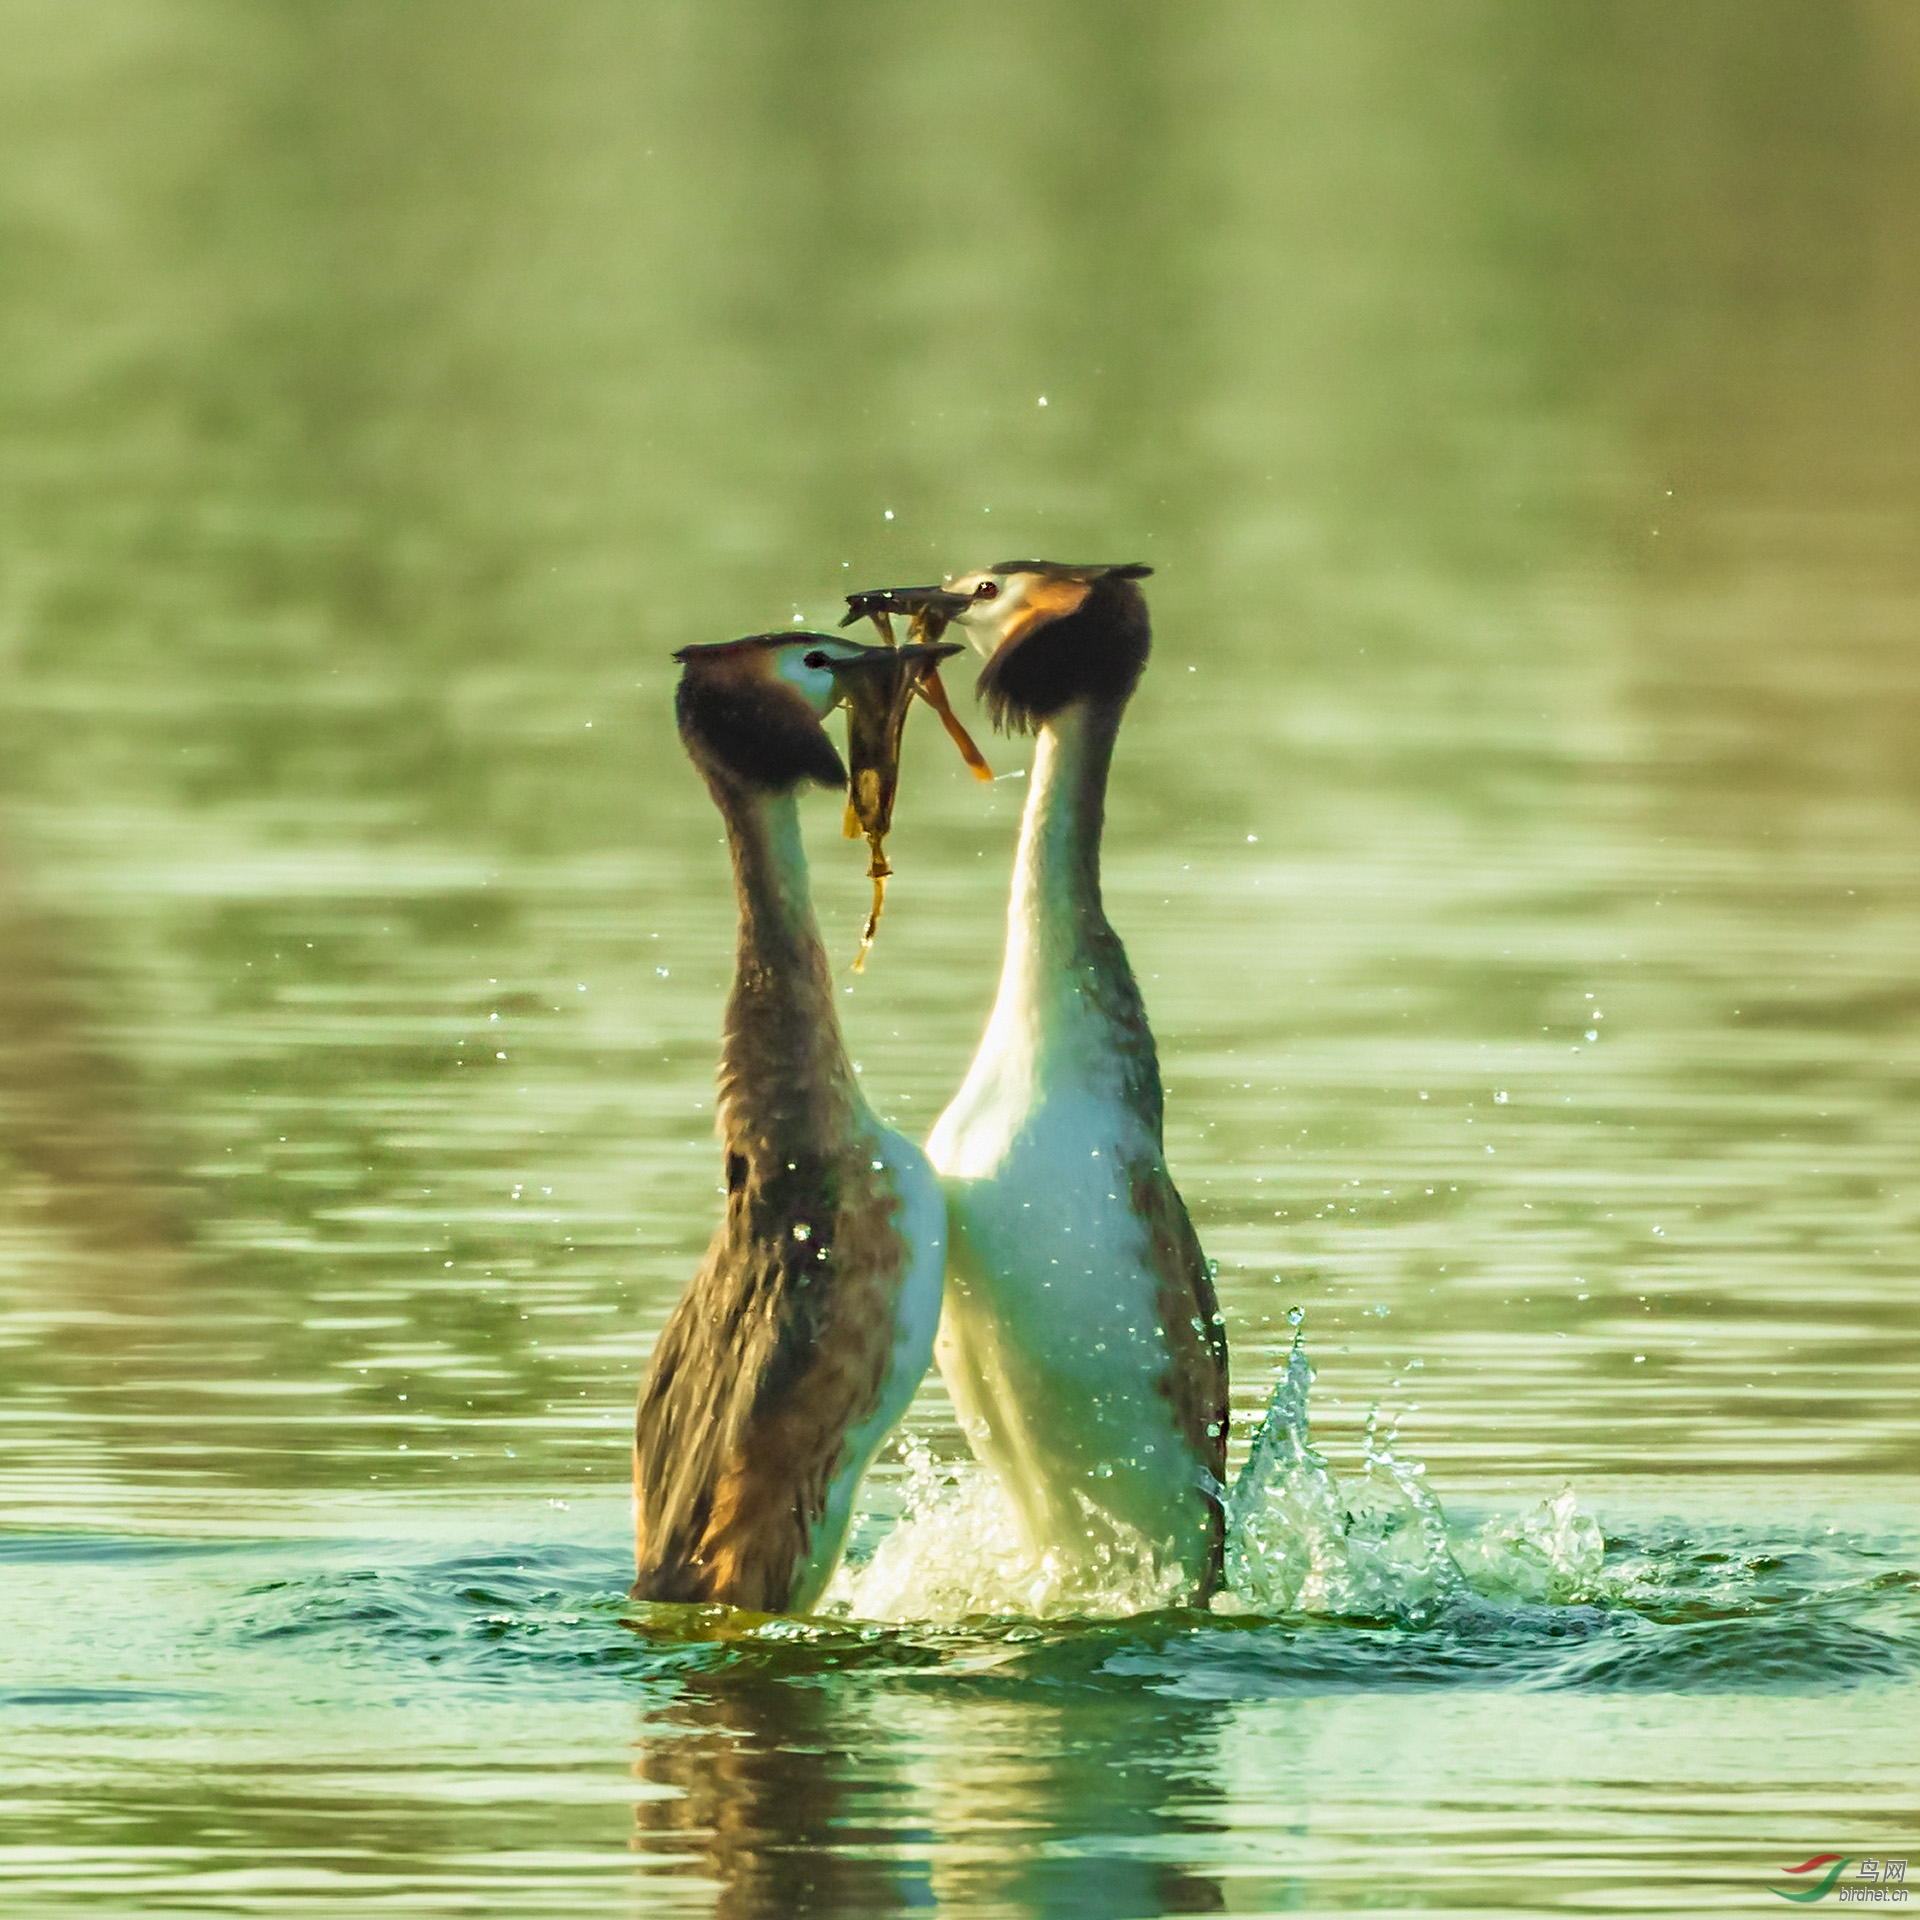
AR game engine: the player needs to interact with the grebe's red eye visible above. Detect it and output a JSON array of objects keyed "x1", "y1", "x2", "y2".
[{"x1": 974, "y1": 580, "x2": 999, "y2": 601}]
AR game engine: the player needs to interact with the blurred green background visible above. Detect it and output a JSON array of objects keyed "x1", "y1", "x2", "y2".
[{"x1": 2, "y1": 0, "x2": 1914, "y2": 1500}]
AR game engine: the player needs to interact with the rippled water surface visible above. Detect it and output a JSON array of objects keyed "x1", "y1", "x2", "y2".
[{"x1": 4, "y1": 3, "x2": 1918, "y2": 1914}]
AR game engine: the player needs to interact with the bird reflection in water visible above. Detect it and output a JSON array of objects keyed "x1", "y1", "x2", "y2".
[
  {"x1": 625, "y1": 1644, "x2": 1228, "y2": 1918},
  {"x1": 628, "y1": 1665, "x2": 933, "y2": 1917}
]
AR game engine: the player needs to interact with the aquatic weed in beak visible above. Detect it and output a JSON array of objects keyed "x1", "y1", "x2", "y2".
[
  {"x1": 843, "y1": 586, "x2": 994, "y2": 784},
  {"x1": 831, "y1": 641, "x2": 968, "y2": 971}
]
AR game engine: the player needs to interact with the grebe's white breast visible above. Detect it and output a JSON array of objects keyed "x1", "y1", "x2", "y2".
[{"x1": 927, "y1": 712, "x2": 1225, "y2": 1594}]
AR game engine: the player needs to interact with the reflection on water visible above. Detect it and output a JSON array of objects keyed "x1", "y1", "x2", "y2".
[
  {"x1": 7, "y1": 1510, "x2": 1916, "y2": 1915},
  {"x1": 629, "y1": 1669, "x2": 1231, "y2": 1917},
  {"x1": 632, "y1": 1677, "x2": 927, "y2": 1918},
  {"x1": 3, "y1": 0, "x2": 1919, "y2": 1913}
]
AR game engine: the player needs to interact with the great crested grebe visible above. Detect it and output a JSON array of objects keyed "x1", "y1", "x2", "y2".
[
  {"x1": 632, "y1": 631, "x2": 959, "y2": 1613},
  {"x1": 847, "y1": 563, "x2": 1230, "y2": 1601}
]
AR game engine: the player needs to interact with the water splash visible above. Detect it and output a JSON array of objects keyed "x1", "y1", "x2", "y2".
[
  {"x1": 1218, "y1": 1335, "x2": 1350, "y2": 1613},
  {"x1": 1216, "y1": 1334, "x2": 1466, "y2": 1620},
  {"x1": 832, "y1": 1323, "x2": 1605, "y2": 1625},
  {"x1": 1218, "y1": 1327, "x2": 1604, "y2": 1619},
  {"x1": 1454, "y1": 1487, "x2": 1607, "y2": 1605},
  {"x1": 826, "y1": 1441, "x2": 1196, "y2": 1621}
]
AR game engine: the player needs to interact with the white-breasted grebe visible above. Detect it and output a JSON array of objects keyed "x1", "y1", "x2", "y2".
[{"x1": 846, "y1": 563, "x2": 1230, "y2": 1602}]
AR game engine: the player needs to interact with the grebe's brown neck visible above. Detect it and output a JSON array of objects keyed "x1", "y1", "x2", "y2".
[{"x1": 708, "y1": 777, "x2": 860, "y2": 1170}]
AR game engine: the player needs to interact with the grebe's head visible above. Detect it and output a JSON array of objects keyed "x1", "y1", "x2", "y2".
[
  {"x1": 844, "y1": 562, "x2": 1153, "y2": 734},
  {"x1": 673, "y1": 632, "x2": 898, "y2": 793},
  {"x1": 674, "y1": 628, "x2": 964, "y2": 818}
]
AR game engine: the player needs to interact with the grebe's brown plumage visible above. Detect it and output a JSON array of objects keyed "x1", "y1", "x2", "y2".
[{"x1": 632, "y1": 634, "x2": 951, "y2": 1612}]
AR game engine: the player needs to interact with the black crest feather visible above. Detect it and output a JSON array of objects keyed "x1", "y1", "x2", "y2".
[
  {"x1": 991, "y1": 560, "x2": 1153, "y2": 582},
  {"x1": 675, "y1": 641, "x2": 847, "y2": 792},
  {"x1": 976, "y1": 568, "x2": 1153, "y2": 734}
]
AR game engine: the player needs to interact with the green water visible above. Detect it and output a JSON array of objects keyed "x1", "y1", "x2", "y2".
[{"x1": 4, "y1": 2, "x2": 1919, "y2": 1913}]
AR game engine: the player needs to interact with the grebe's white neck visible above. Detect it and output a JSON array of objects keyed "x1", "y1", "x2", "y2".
[
  {"x1": 968, "y1": 699, "x2": 1162, "y2": 1129},
  {"x1": 1004, "y1": 700, "x2": 1119, "y2": 988}
]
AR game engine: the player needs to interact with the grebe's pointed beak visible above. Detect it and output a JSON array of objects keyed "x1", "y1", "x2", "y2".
[{"x1": 840, "y1": 585, "x2": 974, "y2": 642}]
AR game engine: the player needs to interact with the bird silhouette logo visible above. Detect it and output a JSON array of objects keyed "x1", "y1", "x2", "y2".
[{"x1": 1768, "y1": 1856, "x2": 1853, "y2": 1903}]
